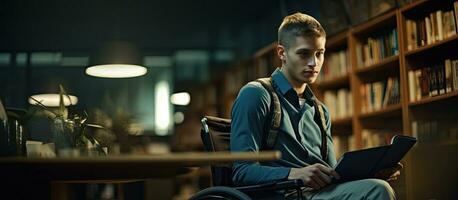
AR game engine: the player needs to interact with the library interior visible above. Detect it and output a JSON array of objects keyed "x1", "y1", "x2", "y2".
[{"x1": 0, "y1": 0, "x2": 457, "y2": 199}]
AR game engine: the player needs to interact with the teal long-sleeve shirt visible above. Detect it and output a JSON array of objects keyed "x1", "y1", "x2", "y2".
[{"x1": 230, "y1": 68, "x2": 337, "y2": 186}]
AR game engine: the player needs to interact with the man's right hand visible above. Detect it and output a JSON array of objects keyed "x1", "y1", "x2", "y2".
[{"x1": 288, "y1": 163, "x2": 340, "y2": 190}]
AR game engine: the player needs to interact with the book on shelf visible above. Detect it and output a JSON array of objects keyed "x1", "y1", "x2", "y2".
[
  {"x1": 319, "y1": 49, "x2": 350, "y2": 81},
  {"x1": 453, "y1": 60, "x2": 458, "y2": 90},
  {"x1": 360, "y1": 77, "x2": 400, "y2": 113},
  {"x1": 445, "y1": 59, "x2": 453, "y2": 93},
  {"x1": 356, "y1": 28, "x2": 398, "y2": 68},
  {"x1": 406, "y1": 19, "x2": 417, "y2": 50},
  {"x1": 361, "y1": 129, "x2": 396, "y2": 148},
  {"x1": 333, "y1": 134, "x2": 357, "y2": 160},
  {"x1": 425, "y1": 16, "x2": 432, "y2": 45},
  {"x1": 333, "y1": 135, "x2": 348, "y2": 159},
  {"x1": 455, "y1": 2, "x2": 458, "y2": 32},
  {"x1": 446, "y1": 9, "x2": 457, "y2": 38},
  {"x1": 405, "y1": 7, "x2": 457, "y2": 51},
  {"x1": 437, "y1": 64, "x2": 446, "y2": 95},
  {"x1": 411, "y1": 119, "x2": 458, "y2": 143},
  {"x1": 408, "y1": 70, "x2": 417, "y2": 102},
  {"x1": 429, "y1": 65, "x2": 438, "y2": 96},
  {"x1": 324, "y1": 88, "x2": 353, "y2": 119},
  {"x1": 437, "y1": 10, "x2": 444, "y2": 41},
  {"x1": 408, "y1": 58, "x2": 458, "y2": 102}
]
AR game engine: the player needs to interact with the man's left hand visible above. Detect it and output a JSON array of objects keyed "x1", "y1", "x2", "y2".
[{"x1": 374, "y1": 162, "x2": 403, "y2": 182}]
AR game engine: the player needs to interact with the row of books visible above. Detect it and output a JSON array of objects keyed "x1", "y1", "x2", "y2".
[
  {"x1": 360, "y1": 77, "x2": 401, "y2": 114},
  {"x1": 332, "y1": 134, "x2": 356, "y2": 159},
  {"x1": 411, "y1": 120, "x2": 458, "y2": 143},
  {"x1": 320, "y1": 50, "x2": 351, "y2": 81},
  {"x1": 356, "y1": 28, "x2": 399, "y2": 68},
  {"x1": 323, "y1": 88, "x2": 353, "y2": 120},
  {"x1": 408, "y1": 59, "x2": 458, "y2": 102},
  {"x1": 361, "y1": 129, "x2": 395, "y2": 148},
  {"x1": 405, "y1": 4, "x2": 458, "y2": 51}
]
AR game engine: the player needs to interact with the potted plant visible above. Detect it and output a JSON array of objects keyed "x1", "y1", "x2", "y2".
[{"x1": 29, "y1": 85, "x2": 106, "y2": 156}]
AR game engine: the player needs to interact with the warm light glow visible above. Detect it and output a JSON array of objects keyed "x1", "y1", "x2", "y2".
[
  {"x1": 155, "y1": 81, "x2": 170, "y2": 136},
  {"x1": 28, "y1": 94, "x2": 78, "y2": 107},
  {"x1": 170, "y1": 92, "x2": 191, "y2": 105},
  {"x1": 85, "y1": 64, "x2": 147, "y2": 78}
]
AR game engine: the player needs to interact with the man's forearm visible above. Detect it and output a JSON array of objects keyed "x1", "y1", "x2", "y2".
[{"x1": 232, "y1": 161, "x2": 291, "y2": 186}]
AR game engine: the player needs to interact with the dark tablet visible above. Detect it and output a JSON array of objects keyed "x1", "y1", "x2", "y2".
[{"x1": 334, "y1": 135, "x2": 417, "y2": 183}]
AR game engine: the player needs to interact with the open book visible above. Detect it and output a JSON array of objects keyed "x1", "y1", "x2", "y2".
[{"x1": 333, "y1": 135, "x2": 417, "y2": 183}]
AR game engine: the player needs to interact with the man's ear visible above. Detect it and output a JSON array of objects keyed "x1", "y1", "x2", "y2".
[{"x1": 277, "y1": 45, "x2": 286, "y2": 61}]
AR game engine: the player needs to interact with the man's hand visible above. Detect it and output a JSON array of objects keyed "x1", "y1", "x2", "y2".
[
  {"x1": 375, "y1": 162, "x2": 403, "y2": 182},
  {"x1": 288, "y1": 163, "x2": 340, "y2": 190}
]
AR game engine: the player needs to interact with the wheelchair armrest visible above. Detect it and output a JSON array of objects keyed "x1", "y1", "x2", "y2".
[{"x1": 234, "y1": 179, "x2": 304, "y2": 193}]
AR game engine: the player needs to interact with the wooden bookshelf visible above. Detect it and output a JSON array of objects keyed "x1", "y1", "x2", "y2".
[
  {"x1": 352, "y1": 9, "x2": 398, "y2": 37},
  {"x1": 330, "y1": 116, "x2": 353, "y2": 138},
  {"x1": 355, "y1": 55, "x2": 399, "y2": 78},
  {"x1": 400, "y1": 0, "x2": 430, "y2": 12},
  {"x1": 358, "y1": 103, "x2": 402, "y2": 119},
  {"x1": 254, "y1": 42, "x2": 277, "y2": 58},
  {"x1": 316, "y1": 75, "x2": 350, "y2": 90},
  {"x1": 253, "y1": 42, "x2": 281, "y2": 78},
  {"x1": 200, "y1": 1, "x2": 458, "y2": 199},
  {"x1": 408, "y1": 90, "x2": 458, "y2": 107},
  {"x1": 331, "y1": 116, "x2": 353, "y2": 127},
  {"x1": 436, "y1": 140, "x2": 458, "y2": 146},
  {"x1": 404, "y1": 34, "x2": 458, "y2": 57},
  {"x1": 346, "y1": 4, "x2": 405, "y2": 169},
  {"x1": 326, "y1": 30, "x2": 348, "y2": 49},
  {"x1": 401, "y1": 0, "x2": 454, "y2": 16},
  {"x1": 337, "y1": 3, "x2": 452, "y2": 199}
]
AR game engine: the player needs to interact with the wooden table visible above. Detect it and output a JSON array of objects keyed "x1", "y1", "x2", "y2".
[
  {"x1": 0, "y1": 151, "x2": 280, "y2": 180},
  {"x1": 0, "y1": 151, "x2": 281, "y2": 199}
]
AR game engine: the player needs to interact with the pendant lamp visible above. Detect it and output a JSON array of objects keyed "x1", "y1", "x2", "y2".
[{"x1": 86, "y1": 41, "x2": 147, "y2": 78}]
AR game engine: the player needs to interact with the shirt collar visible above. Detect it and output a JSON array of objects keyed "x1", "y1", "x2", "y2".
[
  {"x1": 271, "y1": 68, "x2": 315, "y2": 100},
  {"x1": 271, "y1": 68, "x2": 294, "y2": 95}
]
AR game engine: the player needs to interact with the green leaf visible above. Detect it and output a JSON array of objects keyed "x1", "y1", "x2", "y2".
[{"x1": 59, "y1": 84, "x2": 66, "y2": 119}]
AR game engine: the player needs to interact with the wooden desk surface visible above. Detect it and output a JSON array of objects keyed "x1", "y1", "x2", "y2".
[{"x1": 0, "y1": 151, "x2": 281, "y2": 181}]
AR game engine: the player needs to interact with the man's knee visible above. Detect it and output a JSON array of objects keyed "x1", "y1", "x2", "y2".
[{"x1": 363, "y1": 179, "x2": 396, "y2": 199}]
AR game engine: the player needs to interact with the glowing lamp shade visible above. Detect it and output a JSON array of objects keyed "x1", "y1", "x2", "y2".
[
  {"x1": 86, "y1": 64, "x2": 147, "y2": 78},
  {"x1": 170, "y1": 92, "x2": 191, "y2": 105},
  {"x1": 86, "y1": 41, "x2": 147, "y2": 78},
  {"x1": 28, "y1": 94, "x2": 78, "y2": 107}
]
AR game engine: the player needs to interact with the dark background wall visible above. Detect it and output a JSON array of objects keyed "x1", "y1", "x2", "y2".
[{"x1": 0, "y1": 0, "x2": 328, "y2": 137}]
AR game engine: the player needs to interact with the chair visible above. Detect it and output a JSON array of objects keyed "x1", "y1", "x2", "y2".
[{"x1": 190, "y1": 116, "x2": 304, "y2": 200}]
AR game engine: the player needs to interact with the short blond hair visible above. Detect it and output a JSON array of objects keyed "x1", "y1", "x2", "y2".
[{"x1": 278, "y1": 12, "x2": 326, "y2": 48}]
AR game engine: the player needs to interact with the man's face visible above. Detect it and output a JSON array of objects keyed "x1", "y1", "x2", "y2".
[{"x1": 278, "y1": 35, "x2": 326, "y2": 85}]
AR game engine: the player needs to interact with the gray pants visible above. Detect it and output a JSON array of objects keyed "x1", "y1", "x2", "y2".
[{"x1": 287, "y1": 179, "x2": 396, "y2": 200}]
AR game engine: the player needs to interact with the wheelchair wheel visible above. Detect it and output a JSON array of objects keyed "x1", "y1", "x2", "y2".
[{"x1": 189, "y1": 186, "x2": 252, "y2": 200}]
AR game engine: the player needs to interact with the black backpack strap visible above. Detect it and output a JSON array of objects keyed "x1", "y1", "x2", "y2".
[{"x1": 255, "y1": 77, "x2": 281, "y2": 150}]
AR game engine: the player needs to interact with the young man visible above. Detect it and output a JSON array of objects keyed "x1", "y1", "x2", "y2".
[{"x1": 230, "y1": 12, "x2": 400, "y2": 199}]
